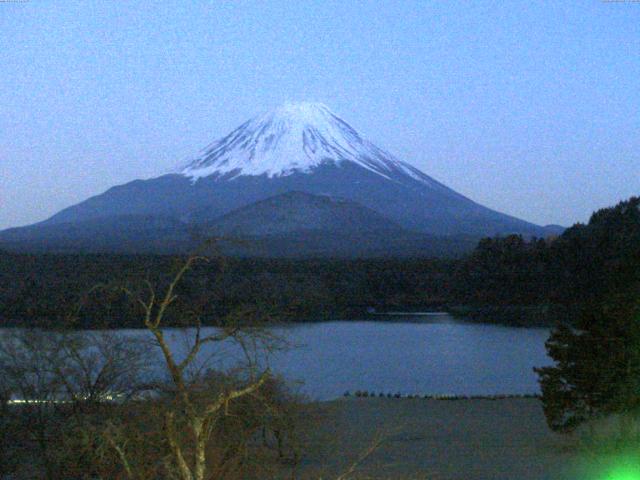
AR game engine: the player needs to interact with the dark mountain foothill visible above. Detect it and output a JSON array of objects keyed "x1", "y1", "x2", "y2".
[{"x1": 0, "y1": 102, "x2": 558, "y2": 257}]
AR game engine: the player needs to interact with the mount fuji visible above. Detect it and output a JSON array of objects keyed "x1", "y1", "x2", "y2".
[{"x1": 0, "y1": 102, "x2": 560, "y2": 256}]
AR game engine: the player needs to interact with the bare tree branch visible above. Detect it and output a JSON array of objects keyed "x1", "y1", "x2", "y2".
[{"x1": 335, "y1": 428, "x2": 395, "y2": 480}]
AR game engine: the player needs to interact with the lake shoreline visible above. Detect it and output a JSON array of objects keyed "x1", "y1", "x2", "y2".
[
  {"x1": 1, "y1": 318, "x2": 552, "y2": 401},
  {"x1": 0, "y1": 305, "x2": 563, "y2": 330}
]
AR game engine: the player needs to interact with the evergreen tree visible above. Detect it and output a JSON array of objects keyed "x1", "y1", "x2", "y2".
[
  {"x1": 534, "y1": 303, "x2": 640, "y2": 431},
  {"x1": 534, "y1": 197, "x2": 640, "y2": 432}
]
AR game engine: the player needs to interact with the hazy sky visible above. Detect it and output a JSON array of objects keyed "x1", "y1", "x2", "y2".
[{"x1": 1, "y1": 1, "x2": 638, "y2": 230}]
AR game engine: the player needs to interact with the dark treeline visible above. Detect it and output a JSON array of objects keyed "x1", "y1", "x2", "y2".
[
  {"x1": 451, "y1": 196, "x2": 640, "y2": 326},
  {"x1": 1, "y1": 196, "x2": 638, "y2": 329},
  {"x1": 0, "y1": 253, "x2": 454, "y2": 328}
]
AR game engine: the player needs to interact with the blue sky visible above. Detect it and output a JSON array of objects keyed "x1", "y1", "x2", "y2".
[{"x1": 1, "y1": 0, "x2": 638, "y2": 229}]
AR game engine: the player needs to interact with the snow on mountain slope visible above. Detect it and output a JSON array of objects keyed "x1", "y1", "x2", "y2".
[
  {"x1": 0, "y1": 101, "x2": 553, "y2": 251},
  {"x1": 181, "y1": 102, "x2": 441, "y2": 189}
]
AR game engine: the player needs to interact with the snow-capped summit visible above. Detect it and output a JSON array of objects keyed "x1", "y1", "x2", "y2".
[
  {"x1": 0, "y1": 101, "x2": 556, "y2": 255},
  {"x1": 181, "y1": 101, "x2": 436, "y2": 187}
]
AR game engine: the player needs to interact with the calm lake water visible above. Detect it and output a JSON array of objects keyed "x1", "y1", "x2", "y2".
[
  {"x1": 1, "y1": 316, "x2": 554, "y2": 401},
  {"x1": 150, "y1": 315, "x2": 553, "y2": 400}
]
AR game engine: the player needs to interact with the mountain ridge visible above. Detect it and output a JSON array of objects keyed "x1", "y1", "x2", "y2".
[
  {"x1": 0, "y1": 102, "x2": 561, "y2": 256},
  {"x1": 205, "y1": 190, "x2": 402, "y2": 236}
]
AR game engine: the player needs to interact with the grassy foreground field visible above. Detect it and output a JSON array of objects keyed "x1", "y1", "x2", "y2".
[{"x1": 290, "y1": 398, "x2": 626, "y2": 480}]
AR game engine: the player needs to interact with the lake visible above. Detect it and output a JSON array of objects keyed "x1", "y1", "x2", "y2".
[
  {"x1": 0, "y1": 316, "x2": 554, "y2": 401},
  {"x1": 151, "y1": 315, "x2": 553, "y2": 401}
]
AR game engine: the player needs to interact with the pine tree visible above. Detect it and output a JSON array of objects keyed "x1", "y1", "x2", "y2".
[
  {"x1": 534, "y1": 197, "x2": 640, "y2": 432},
  {"x1": 534, "y1": 305, "x2": 640, "y2": 431}
]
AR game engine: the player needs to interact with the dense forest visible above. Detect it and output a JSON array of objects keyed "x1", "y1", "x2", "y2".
[
  {"x1": 452, "y1": 196, "x2": 640, "y2": 325},
  {"x1": 0, "y1": 196, "x2": 638, "y2": 329},
  {"x1": 0, "y1": 253, "x2": 454, "y2": 328}
]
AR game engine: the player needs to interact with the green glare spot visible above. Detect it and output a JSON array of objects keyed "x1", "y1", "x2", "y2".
[{"x1": 604, "y1": 459, "x2": 640, "y2": 480}]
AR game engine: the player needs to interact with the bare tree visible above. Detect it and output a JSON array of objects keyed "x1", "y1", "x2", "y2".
[
  {"x1": 101, "y1": 252, "x2": 290, "y2": 480},
  {"x1": 0, "y1": 328, "x2": 151, "y2": 479},
  {"x1": 3, "y1": 247, "x2": 395, "y2": 479}
]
